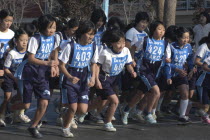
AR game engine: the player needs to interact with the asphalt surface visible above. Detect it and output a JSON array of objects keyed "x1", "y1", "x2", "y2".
[{"x1": 0, "y1": 89, "x2": 210, "y2": 140}]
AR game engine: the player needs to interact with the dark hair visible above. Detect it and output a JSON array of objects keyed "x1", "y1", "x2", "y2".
[
  {"x1": 175, "y1": 27, "x2": 189, "y2": 41},
  {"x1": 31, "y1": 19, "x2": 39, "y2": 31},
  {"x1": 107, "y1": 17, "x2": 125, "y2": 31},
  {"x1": 165, "y1": 25, "x2": 178, "y2": 42},
  {"x1": 0, "y1": 9, "x2": 13, "y2": 20},
  {"x1": 90, "y1": 9, "x2": 107, "y2": 26},
  {"x1": 67, "y1": 18, "x2": 79, "y2": 29},
  {"x1": 149, "y1": 20, "x2": 164, "y2": 38},
  {"x1": 101, "y1": 29, "x2": 124, "y2": 47},
  {"x1": 24, "y1": 23, "x2": 37, "y2": 37},
  {"x1": 38, "y1": 14, "x2": 57, "y2": 33},
  {"x1": 76, "y1": 20, "x2": 95, "y2": 39},
  {"x1": 199, "y1": 32, "x2": 210, "y2": 45},
  {"x1": 135, "y1": 12, "x2": 149, "y2": 26},
  {"x1": 200, "y1": 12, "x2": 210, "y2": 24},
  {"x1": 8, "y1": 28, "x2": 28, "y2": 49}
]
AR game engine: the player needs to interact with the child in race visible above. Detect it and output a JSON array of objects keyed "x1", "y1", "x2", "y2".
[
  {"x1": 125, "y1": 12, "x2": 149, "y2": 49},
  {"x1": 91, "y1": 8, "x2": 106, "y2": 46},
  {"x1": 58, "y1": 20, "x2": 98, "y2": 137},
  {"x1": 53, "y1": 18, "x2": 79, "y2": 127},
  {"x1": 10, "y1": 14, "x2": 60, "y2": 138},
  {"x1": 120, "y1": 12, "x2": 150, "y2": 123},
  {"x1": 121, "y1": 21, "x2": 171, "y2": 124},
  {"x1": 95, "y1": 29, "x2": 137, "y2": 131},
  {"x1": 0, "y1": 9, "x2": 14, "y2": 125},
  {"x1": 198, "y1": 55, "x2": 210, "y2": 123},
  {"x1": 195, "y1": 33, "x2": 210, "y2": 123},
  {"x1": 0, "y1": 9, "x2": 14, "y2": 86},
  {"x1": 165, "y1": 27, "x2": 194, "y2": 122},
  {"x1": 0, "y1": 28, "x2": 29, "y2": 126}
]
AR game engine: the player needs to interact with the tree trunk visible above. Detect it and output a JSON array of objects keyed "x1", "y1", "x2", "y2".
[
  {"x1": 157, "y1": 0, "x2": 165, "y2": 22},
  {"x1": 164, "y1": 0, "x2": 177, "y2": 28}
]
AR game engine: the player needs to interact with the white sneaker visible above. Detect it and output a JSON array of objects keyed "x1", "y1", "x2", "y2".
[
  {"x1": 0, "y1": 119, "x2": 6, "y2": 127},
  {"x1": 70, "y1": 118, "x2": 78, "y2": 129},
  {"x1": 152, "y1": 114, "x2": 157, "y2": 120},
  {"x1": 112, "y1": 116, "x2": 116, "y2": 121},
  {"x1": 77, "y1": 113, "x2": 87, "y2": 123},
  {"x1": 62, "y1": 128, "x2": 74, "y2": 138},
  {"x1": 56, "y1": 117, "x2": 63, "y2": 126},
  {"x1": 145, "y1": 114, "x2": 157, "y2": 124},
  {"x1": 19, "y1": 114, "x2": 31, "y2": 123},
  {"x1": 89, "y1": 113, "x2": 104, "y2": 124},
  {"x1": 132, "y1": 112, "x2": 145, "y2": 122},
  {"x1": 104, "y1": 122, "x2": 116, "y2": 132}
]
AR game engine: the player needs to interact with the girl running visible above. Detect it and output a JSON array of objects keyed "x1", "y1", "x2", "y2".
[
  {"x1": 165, "y1": 27, "x2": 194, "y2": 122},
  {"x1": 0, "y1": 28, "x2": 29, "y2": 126},
  {"x1": 95, "y1": 29, "x2": 136, "y2": 131},
  {"x1": 10, "y1": 14, "x2": 60, "y2": 138},
  {"x1": 58, "y1": 20, "x2": 98, "y2": 137}
]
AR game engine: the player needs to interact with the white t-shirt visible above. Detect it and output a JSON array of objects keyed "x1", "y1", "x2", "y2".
[
  {"x1": 59, "y1": 41, "x2": 98, "y2": 67},
  {"x1": 125, "y1": 27, "x2": 148, "y2": 46},
  {"x1": 4, "y1": 48, "x2": 26, "y2": 72},
  {"x1": 27, "y1": 33, "x2": 61, "y2": 60},
  {"x1": 194, "y1": 43, "x2": 210, "y2": 62},
  {"x1": 193, "y1": 23, "x2": 210, "y2": 50},
  {"x1": 0, "y1": 29, "x2": 14, "y2": 59},
  {"x1": 98, "y1": 47, "x2": 132, "y2": 76}
]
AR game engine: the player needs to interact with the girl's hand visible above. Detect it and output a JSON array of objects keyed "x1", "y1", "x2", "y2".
[
  {"x1": 131, "y1": 60, "x2": 136, "y2": 67},
  {"x1": 131, "y1": 71, "x2": 137, "y2": 78},
  {"x1": 167, "y1": 79, "x2": 172, "y2": 85},
  {"x1": 87, "y1": 77, "x2": 95, "y2": 87},
  {"x1": 95, "y1": 79, "x2": 102, "y2": 89},
  {"x1": 165, "y1": 58, "x2": 171, "y2": 63},
  {"x1": 176, "y1": 69, "x2": 187, "y2": 77},
  {"x1": 0, "y1": 70, "x2": 4, "y2": 76},
  {"x1": 51, "y1": 66, "x2": 59, "y2": 77},
  {"x1": 69, "y1": 76, "x2": 80, "y2": 84},
  {"x1": 47, "y1": 60, "x2": 57, "y2": 67}
]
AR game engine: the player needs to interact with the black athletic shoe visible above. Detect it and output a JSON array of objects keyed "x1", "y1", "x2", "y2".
[
  {"x1": 27, "y1": 127, "x2": 43, "y2": 139},
  {"x1": 178, "y1": 116, "x2": 190, "y2": 123}
]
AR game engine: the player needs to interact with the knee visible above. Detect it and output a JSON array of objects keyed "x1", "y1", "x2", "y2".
[
  {"x1": 110, "y1": 98, "x2": 119, "y2": 107},
  {"x1": 24, "y1": 103, "x2": 30, "y2": 110},
  {"x1": 181, "y1": 91, "x2": 189, "y2": 100},
  {"x1": 38, "y1": 100, "x2": 48, "y2": 110}
]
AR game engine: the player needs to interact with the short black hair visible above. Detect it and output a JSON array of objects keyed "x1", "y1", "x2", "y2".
[
  {"x1": 38, "y1": 14, "x2": 57, "y2": 33},
  {"x1": 0, "y1": 9, "x2": 14, "y2": 20},
  {"x1": 107, "y1": 17, "x2": 125, "y2": 31},
  {"x1": 200, "y1": 12, "x2": 210, "y2": 24},
  {"x1": 24, "y1": 23, "x2": 37, "y2": 37},
  {"x1": 149, "y1": 20, "x2": 164, "y2": 38},
  {"x1": 90, "y1": 8, "x2": 107, "y2": 26},
  {"x1": 135, "y1": 12, "x2": 149, "y2": 25},
  {"x1": 175, "y1": 27, "x2": 189, "y2": 41},
  {"x1": 101, "y1": 29, "x2": 124, "y2": 47},
  {"x1": 8, "y1": 28, "x2": 28, "y2": 49},
  {"x1": 165, "y1": 25, "x2": 178, "y2": 42},
  {"x1": 76, "y1": 20, "x2": 95, "y2": 39},
  {"x1": 67, "y1": 18, "x2": 79, "y2": 29}
]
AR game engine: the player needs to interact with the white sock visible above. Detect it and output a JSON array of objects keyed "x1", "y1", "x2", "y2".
[
  {"x1": 62, "y1": 127, "x2": 69, "y2": 131},
  {"x1": 179, "y1": 99, "x2": 189, "y2": 117},
  {"x1": 156, "y1": 96, "x2": 164, "y2": 112},
  {"x1": 152, "y1": 109, "x2": 156, "y2": 115},
  {"x1": 105, "y1": 122, "x2": 112, "y2": 125},
  {"x1": 136, "y1": 109, "x2": 143, "y2": 114}
]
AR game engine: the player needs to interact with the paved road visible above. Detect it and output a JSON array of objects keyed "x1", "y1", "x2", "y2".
[{"x1": 0, "y1": 89, "x2": 210, "y2": 140}]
